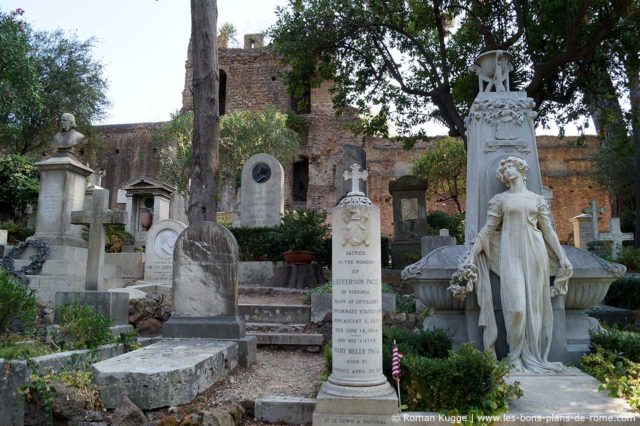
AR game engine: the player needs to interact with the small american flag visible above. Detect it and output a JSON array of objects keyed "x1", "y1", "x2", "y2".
[{"x1": 391, "y1": 340, "x2": 403, "y2": 382}]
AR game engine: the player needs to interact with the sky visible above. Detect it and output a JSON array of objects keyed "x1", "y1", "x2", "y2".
[
  {"x1": 1, "y1": 0, "x2": 288, "y2": 125},
  {"x1": 1, "y1": 0, "x2": 593, "y2": 135}
]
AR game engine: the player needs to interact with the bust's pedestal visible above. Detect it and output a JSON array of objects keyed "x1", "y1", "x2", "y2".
[{"x1": 34, "y1": 154, "x2": 93, "y2": 247}]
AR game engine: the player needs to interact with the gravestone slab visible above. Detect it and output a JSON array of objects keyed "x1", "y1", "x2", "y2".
[
  {"x1": 143, "y1": 219, "x2": 187, "y2": 283},
  {"x1": 163, "y1": 221, "x2": 245, "y2": 339},
  {"x1": 599, "y1": 218, "x2": 633, "y2": 260},
  {"x1": 389, "y1": 176, "x2": 428, "y2": 268},
  {"x1": 240, "y1": 154, "x2": 284, "y2": 227},
  {"x1": 570, "y1": 214, "x2": 595, "y2": 250}
]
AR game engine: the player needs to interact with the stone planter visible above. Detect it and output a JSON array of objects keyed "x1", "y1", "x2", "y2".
[
  {"x1": 282, "y1": 250, "x2": 316, "y2": 265},
  {"x1": 565, "y1": 277, "x2": 614, "y2": 310}
]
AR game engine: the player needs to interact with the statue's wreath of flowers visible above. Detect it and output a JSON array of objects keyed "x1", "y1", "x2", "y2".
[
  {"x1": 2, "y1": 239, "x2": 50, "y2": 282},
  {"x1": 448, "y1": 262, "x2": 478, "y2": 300}
]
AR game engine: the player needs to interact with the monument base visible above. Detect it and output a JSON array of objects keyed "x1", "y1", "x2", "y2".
[
  {"x1": 313, "y1": 381, "x2": 398, "y2": 426},
  {"x1": 565, "y1": 310, "x2": 603, "y2": 364},
  {"x1": 162, "y1": 315, "x2": 246, "y2": 339},
  {"x1": 391, "y1": 240, "x2": 421, "y2": 269},
  {"x1": 55, "y1": 291, "x2": 129, "y2": 325}
]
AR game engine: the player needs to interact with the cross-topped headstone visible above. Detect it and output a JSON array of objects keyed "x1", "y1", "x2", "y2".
[
  {"x1": 343, "y1": 163, "x2": 368, "y2": 196},
  {"x1": 582, "y1": 199, "x2": 605, "y2": 242},
  {"x1": 599, "y1": 218, "x2": 634, "y2": 260},
  {"x1": 71, "y1": 188, "x2": 125, "y2": 291}
]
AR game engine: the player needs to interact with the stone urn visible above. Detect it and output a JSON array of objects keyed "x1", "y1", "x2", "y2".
[
  {"x1": 140, "y1": 209, "x2": 153, "y2": 230},
  {"x1": 401, "y1": 244, "x2": 626, "y2": 363}
]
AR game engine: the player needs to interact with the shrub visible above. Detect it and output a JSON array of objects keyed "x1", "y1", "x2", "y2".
[
  {"x1": 382, "y1": 326, "x2": 452, "y2": 362},
  {"x1": 581, "y1": 347, "x2": 640, "y2": 410},
  {"x1": 228, "y1": 227, "x2": 280, "y2": 261},
  {"x1": 275, "y1": 209, "x2": 329, "y2": 253},
  {"x1": 0, "y1": 268, "x2": 38, "y2": 339},
  {"x1": 426, "y1": 210, "x2": 465, "y2": 243},
  {"x1": 616, "y1": 247, "x2": 640, "y2": 272},
  {"x1": 604, "y1": 276, "x2": 640, "y2": 310},
  {"x1": 56, "y1": 302, "x2": 112, "y2": 349},
  {"x1": 403, "y1": 344, "x2": 522, "y2": 414},
  {"x1": 590, "y1": 328, "x2": 640, "y2": 363},
  {"x1": 0, "y1": 220, "x2": 35, "y2": 243}
]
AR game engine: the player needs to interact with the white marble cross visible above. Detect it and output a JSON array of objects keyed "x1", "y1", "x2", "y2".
[
  {"x1": 582, "y1": 199, "x2": 605, "y2": 241},
  {"x1": 71, "y1": 188, "x2": 125, "y2": 291},
  {"x1": 599, "y1": 218, "x2": 634, "y2": 260},
  {"x1": 343, "y1": 163, "x2": 368, "y2": 197}
]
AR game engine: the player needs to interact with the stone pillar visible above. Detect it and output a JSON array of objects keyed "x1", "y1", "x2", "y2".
[
  {"x1": 570, "y1": 214, "x2": 594, "y2": 250},
  {"x1": 34, "y1": 155, "x2": 93, "y2": 248},
  {"x1": 313, "y1": 166, "x2": 397, "y2": 425},
  {"x1": 153, "y1": 194, "x2": 171, "y2": 224},
  {"x1": 124, "y1": 195, "x2": 134, "y2": 234}
]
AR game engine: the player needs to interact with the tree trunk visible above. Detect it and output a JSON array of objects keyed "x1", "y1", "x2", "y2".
[
  {"x1": 578, "y1": 58, "x2": 629, "y2": 216},
  {"x1": 188, "y1": 0, "x2": 219, "y2": 224},
  {"x1": 627, "y1": 57, "x2": 640, "y2": 247}
]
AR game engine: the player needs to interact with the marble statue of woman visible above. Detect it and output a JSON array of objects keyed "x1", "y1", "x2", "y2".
[{"x1": 464, "y1": 156, "x2": 573, "y2": 372}]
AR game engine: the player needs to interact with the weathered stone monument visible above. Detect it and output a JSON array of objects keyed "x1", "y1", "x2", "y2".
[
  {"x1": 240, "y1": 154, "x2": 284, "y2": 227},
  {"x1": 163, "y1": 222, "x2": 256, "y2": 365},
  {"x1": 0, "y1": 229, "x2": 7, "y2": 257},
  {"x1": 388, "y1": 175, "x2": 428, "y2": 268},
  {"x1": 143, "y1": 219, "x2": 187, "y2": 284},
  {"x1": 570, "y1": 213, "x2": 596, "y2": 250},
  {"x1": 402, "y1": 51, "x2": 625, "y2": 365},
  {"x1": 420, "y1": 229, "x2": 456, "y2": 257},
  {"x1": 313, "y1": 164, "x2": 397, "y2": 425},
  {"x1": 55, "y1": 187, "x2": 131, "y2": 334}
]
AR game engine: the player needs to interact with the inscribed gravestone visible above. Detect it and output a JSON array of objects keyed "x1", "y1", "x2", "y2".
[
  {"x1": 240, "y1": 154, "x2": 284, "y2": 227},
  {"x1": 144, "y1": 219, "x2": 187, "y2": 283},
  {"x1": 314, "y1": 164, "x2": 397, "y2": 424},
  {"x1": 389, "y1": 175, "x2": 428, "y2": 268},
  {"x1": 600, "y1": 218, "x2": 633, "y2": 260},
  {"x1": 163, "y1": 221, "x2": 244, "y2": 339}
]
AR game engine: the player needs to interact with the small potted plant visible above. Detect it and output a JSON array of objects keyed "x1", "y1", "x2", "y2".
[{"x1": 277, "y1": 209, "x2": 329, "y2": 264}]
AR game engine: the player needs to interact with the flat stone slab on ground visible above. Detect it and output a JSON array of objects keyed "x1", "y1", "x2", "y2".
[{"x1": 92, "y1": 339, "x2": 238, "y2": 410}]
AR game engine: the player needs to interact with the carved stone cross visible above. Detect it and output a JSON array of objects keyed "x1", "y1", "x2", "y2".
[
  {"x1": 582, "y1": 199, "x2": 605, "y2": 241},
  {"x1": 343, "y1": 163, "x2": 368, "y2": 197},
  {"x1": 71, "y1": 188, "x2": 125, "y2": 291},
  {"x1": 599, "y1": 218, "x2": 634, "y2": 260}
]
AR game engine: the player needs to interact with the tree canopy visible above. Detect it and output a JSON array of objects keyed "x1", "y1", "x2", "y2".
[
  {"x1": 270, "y1": 0, "x2": 631, "y2": 145},
  {"x1": 0, "y1": 8, "x2": 109, "y2": 155}
]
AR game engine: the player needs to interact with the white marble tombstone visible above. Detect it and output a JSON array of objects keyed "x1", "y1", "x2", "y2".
[
  {"x1": 143, "y1": 219, "x2": 187, "y2": 284},
  {"x1": 240, "y1": 154, "x2": 284, "y2": 227},
  {"x1": 313, "y1": 165, "x2": 397, "y2": 425}
]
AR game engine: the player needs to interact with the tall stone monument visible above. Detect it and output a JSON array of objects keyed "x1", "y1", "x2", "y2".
[
  {"x1": 240, "y1": 154, "x2": 284, "y2": 227},
  {"x1": 313, "y1": 164, "x2": 397, "y2": 425},
  {"x1": 388, "y1": 175, "x2": 428, "y2": 268}
]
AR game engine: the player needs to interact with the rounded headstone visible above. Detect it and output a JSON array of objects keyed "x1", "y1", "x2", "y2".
[
  {"x1": 240, "y1": 154, "x2": 284, "y2": 227},
  {"x1": 172, "y1": 221, "x2": 239, "y2": 317},
  {"x1": 144, "y1": 219, "x2": 187, "y2": 283}
]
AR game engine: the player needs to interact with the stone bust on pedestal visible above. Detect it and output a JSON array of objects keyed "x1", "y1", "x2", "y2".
[{"x1": 53, "y1": 113, "x2": 87, "y2": 155}]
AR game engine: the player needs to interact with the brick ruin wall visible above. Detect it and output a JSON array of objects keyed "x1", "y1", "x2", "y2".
[{"x1": 95, "y1": 44, "x2": 610, "y2": 244}]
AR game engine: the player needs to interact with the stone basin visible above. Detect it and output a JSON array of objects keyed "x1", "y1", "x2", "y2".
[{"x1": 402, "y1": 245, "x2": 625, "y2": 312}]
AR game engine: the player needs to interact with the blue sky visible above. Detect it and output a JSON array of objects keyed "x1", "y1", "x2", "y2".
[{"x1": 1, "y1": 0, "x2": 287, "y2": 124}]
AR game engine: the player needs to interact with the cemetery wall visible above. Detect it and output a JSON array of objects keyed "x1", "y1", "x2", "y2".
[{"x1": 94, "y1": 42, "x2": 610, "y2": 244}]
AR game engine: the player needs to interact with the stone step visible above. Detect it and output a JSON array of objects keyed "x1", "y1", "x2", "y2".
[
  {"x1": 239, "y1": 304, "x2": 310, "y2": 324},
  {"x1": 255, "y1": 396, "x2": 316, "y2": 425},
  {"x1": 248, "y1": 332, "x2": 324, "y2": 347},
  {"x1": 245, "y1": 322, "x2": 307, "y2": 333},
  {"x1": 239, "y1": 286, "x2": 309, "y2": 296},
  {"x1": 92, "y1": 339, "x2": 238, "y2": 410}
]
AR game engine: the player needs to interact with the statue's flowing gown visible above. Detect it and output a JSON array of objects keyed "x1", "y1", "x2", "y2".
[{"x1": 476, "y1": 189, "x2": 565, "y2": 372}]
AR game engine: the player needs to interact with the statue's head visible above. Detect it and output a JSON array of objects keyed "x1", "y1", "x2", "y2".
[
  {"x1": 60, "y1": 113, "x2": 77, "y2": 131},
  {"x1": 497, "y1": 156, "x2": 528, "y2": 187}
]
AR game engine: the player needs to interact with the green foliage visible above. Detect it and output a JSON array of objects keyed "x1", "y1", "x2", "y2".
[
  {"x1": 0, "y1": 155, "x2": 40, "y2": 221},
  {"x1": 382, "y1": 326, "x2": 452, "y2": 362},
  {"x1": 285, "y1": 111, "x2": 311, "y2": 140},
  {"x1": 275, "y1": 209, "x2": 329, "y2": 254},
  {"x1": 115, "y1": 330, "x2": 141, "y2": 352},
  {"x1": 605, "y1": 276, "x2": 640, "y2": 310},
  {"x1": 402, "y1": 344, "x2": 522, "y2": 414},
  {"x1": 320, "y1": 343, "x2": 332, "y2": 382},
  {"x1": 426, "y1": 210, "x2": 465, "y2": 244},
  {"x1": 0, "y1": 340, "x2": 53, "y2": 360},
  {"x1": 615, "y1": 247, "x2": 640, "y2": 272},
  {"x1": 302, "y1": 281, "x2": 333, "y2": 305},
  {"x1": 590, "y1": 328, "x2": 640, "y2": 363},
  {"x1": 55, "y1": 302, "x2": 112, "y2": 350},
  {"x1": 412, "y1": 138, "x2": 466, "y2": 212},
  {"x1": 0, "y1": 9, "x2": 109, "y2": 154},
  {"x1": 228, "y1": 227, "x2": 280, "y2": 261},
  {"x1": 0, "y1": 268, "x2": 37, "y2": 338},
  {"x1": 218, "y1": 22, "x2": 238, "y2": 48},
  {"x1": 0, "y1": 220, "x2": 35, "y2": 243},
  {"x1": 81, "y1": 223, "x2": 132, "y2": 253},
  {"x1": 153, "y1": 110, "x2": 194, "y2": 195}
]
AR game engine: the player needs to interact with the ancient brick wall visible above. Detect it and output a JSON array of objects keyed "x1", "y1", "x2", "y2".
[{"x1": 95, "y1": 122, "x2": 163, "y2": 207}]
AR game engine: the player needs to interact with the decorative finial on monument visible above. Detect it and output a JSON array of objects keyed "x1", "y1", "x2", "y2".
[
  {"x1": 52, "y1": 113, "x2": 87, "y2": 157},
  {"x1": 470, "y1": 50, "x2": 513, "y2": 93},
  {"x1": 343, "y1": 163, "x2": 368, "y2": 197}
]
